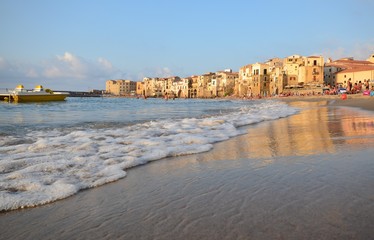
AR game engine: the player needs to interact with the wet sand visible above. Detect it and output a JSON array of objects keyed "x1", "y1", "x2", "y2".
[{"x1": 1, "y1": 99, "x2": 374, "y2": 240}]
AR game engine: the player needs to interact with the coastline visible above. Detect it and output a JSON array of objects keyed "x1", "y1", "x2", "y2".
[
  {"x1": 277, "y1": 94, "x2": 374, "y2": 111},
  {"x1": 0, "y1": 97, "x2": 373, "y2": 240}
]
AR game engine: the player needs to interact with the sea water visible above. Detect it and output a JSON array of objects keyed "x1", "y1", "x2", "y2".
[{"x1": 0, "y1": 97, "x2": 297, "y2": 211}]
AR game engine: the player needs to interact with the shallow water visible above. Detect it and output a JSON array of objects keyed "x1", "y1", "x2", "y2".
[
  {"x1": 0, "y1": 98, "x2": 297, "y2": 211},
  {"x1": 0, "y1": 101, "x2": 373, "y2": 240}
]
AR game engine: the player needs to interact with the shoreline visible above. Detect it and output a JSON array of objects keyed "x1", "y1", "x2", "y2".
[
  {"x1": 277, "y1": 94, "x2": 374, "y2": 111},
  {"x1": 0, "y1": 97, "x2": 373, "y2": 239}
]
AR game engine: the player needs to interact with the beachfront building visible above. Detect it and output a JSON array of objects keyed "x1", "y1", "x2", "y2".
[
  {"x1": 106, "y1": 79, "x2": 136, "y2": 96},
  {"x1": 143, "y1": 76, "x2": 184, "y2": 97},
  {"x1": 266, "y1": 58, "x2": 284, "y2": 96},
  {"x1": 300, "y1": 56, "x2": 324, "y2": 85},
  {"x1": 171, "y1": 77, "x2": 189, "y2": 98},
  {"x1": 237, "y1": 64, "x2": 252, "y2": 97},
  {"x1": 144, "y1": 77, "x2": 160, "y2": 97},
  {"x1": 215, "y1": 69, "x2": 238, "y2": 97},
  {"x1": 189, "y1": 75, "x2": 199, "y2": 98},
  {"x1": 325, "y1": 55, "x2": 374, "y2": 89},
  {"x1": 181, "y1": 77, "x2": 193, "y2": 98},
  {"x1": 283, "y1": 55, "x2": 324, "y2": 86},
  {"x1": 159, "y1": 76, "x2": 181, "y2": 97},
  {"x1": 197, "y1": 72, "x2": 215, "y2": 98},
  {"x1": 283, "y1": 55, "x2": 304, "y2": 86},
  {"x1": 136, "y1": 81, "x2": 144, "y2": 96},
  {"x1": 269, "y1": 68, "x2": 286, "y2": 95},
  {"x1": 236, "y1": 55, "x2": 324, "y2": 97},
  {"x1": 324, "y1": 58, "x2": 345, "y2": 87},
  {"x1": 250, "y1": 63, "x2": 270, "y2": 97}
]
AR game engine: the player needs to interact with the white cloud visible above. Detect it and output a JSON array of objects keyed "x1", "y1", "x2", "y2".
[
  {"x1": 156, "y1": 67, "x2": 173, "y2": 77},
  {"x1": 0, "y1": 52, "x2": 125, "y2": 90},
  {"x1": 98, "y1": 57, "x2": 113, "y2": 70},
  {"x1": 137, "y1": 66, "x2": 175, "y2": 80},
  {"x1": 320, "y1": 41, "x2": 374, "y2": 61}
]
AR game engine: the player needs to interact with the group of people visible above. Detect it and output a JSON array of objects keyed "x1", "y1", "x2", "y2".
[
  {"x1": 324, "y1": 79, "x2": 374, "y2": 96},
  {"x1": 346, "y1": 79, "x2": 371, "y2": 94}
]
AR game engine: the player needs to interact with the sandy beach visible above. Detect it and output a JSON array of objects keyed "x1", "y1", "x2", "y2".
[{"x1": 1, "y1": 97, "x2": 373, "y2": 240}]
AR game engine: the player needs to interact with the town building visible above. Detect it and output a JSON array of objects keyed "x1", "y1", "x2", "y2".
[
  {"x1": 283, "y1": 55, "x2": 324, "y2": 87},
  {"x1": 197, "y1": 72, "x2": 215, "y2": 98},
  {"x1": 266, "y1": 58, "x2": 285, "y2": 95},
  {"x1": 324, "y1": 55, "x2": 374, "y2": 88},
  {"x1": 189, "y1": 75, "x2": 199, "y2": 98},
  {"x1": 106, "y1": 79, "x2": 136, "y2": 96},
  {"x1": 215, "y1": 69, "x2": 238, "y2": 97},
  {"x1": 237, "y1": 64, "x2": 252, "y2": 97},
  {"x1": 136, "y1": 81, "x2": 144, "y2": 96}
]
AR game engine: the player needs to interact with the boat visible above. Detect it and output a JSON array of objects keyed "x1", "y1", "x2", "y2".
[{"x1": 9, "y1": 85, "x2": 69, "y2": 102}]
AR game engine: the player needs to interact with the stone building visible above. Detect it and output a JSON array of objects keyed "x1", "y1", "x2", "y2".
[
  {"x1": 136, "y1": 81, "x2": 144, "y2": 96},
  {"x1": 237, "y1": 64, "x2": 252, "y2": 97},
  {"x1": 197, "y1": 72, "x2": 215, "y2": 98},
  {"x1": 324, "y1": 55, "x2": 374, "y2": 88},
  {"x1": 106, "y1": 79, "x2": 136, "y2": 96},
  {"x1": 215, "y1": 70, "x2": 238, "y2": 97}
]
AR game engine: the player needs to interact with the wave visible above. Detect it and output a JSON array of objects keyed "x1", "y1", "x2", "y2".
[{"x1": 0, "y1": 100, "x2": 297, "y2": 211}]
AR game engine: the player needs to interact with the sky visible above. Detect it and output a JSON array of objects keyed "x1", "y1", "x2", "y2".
[{"x1": 0, "y1": 0, "x2": 373, "y2": 91}]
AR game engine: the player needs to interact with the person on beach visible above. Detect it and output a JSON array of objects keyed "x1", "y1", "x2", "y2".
[
  {"x1": 353, "y1": 83, "x2": 359, "y2": 94},
  {"x1": 370, "y1": 86, "x2": 374, "y2": 97},
  {"x1": 358, "y1": 81, "x2": 363, "y2": 92},
  {"x1": 347, "y1": 80, "x2": 351, "y2": 93}
]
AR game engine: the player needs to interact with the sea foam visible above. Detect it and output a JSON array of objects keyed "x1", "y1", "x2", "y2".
[{"x1": 0, "y1": 100, "x2": 297, "y2": 211}]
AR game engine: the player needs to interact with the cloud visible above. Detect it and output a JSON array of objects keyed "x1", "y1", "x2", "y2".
[
  {"x1": 137, "y1": 66, "x2": 175, "y2": 80},
  {"x1": 320, "y1": 41, "x2": 374, "y2": 61},
  {"x1": 43, "y1": 52, "x2": 119, "y2": 80},
  {"x1": 0, "y1": 52, "x2": 124, "y2": 90},
  {"x1": 0, "y1": 53, "x2": 185, "y2": 91}
]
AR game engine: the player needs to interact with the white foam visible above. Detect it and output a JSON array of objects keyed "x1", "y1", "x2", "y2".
[{"x1": 0, "y1": 100, "x2": 297, "y2": 211}]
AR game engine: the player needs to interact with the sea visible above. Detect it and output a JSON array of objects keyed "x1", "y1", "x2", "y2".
[{"x1": 0, "y1": 97, "x2": 297, "y2": 211}]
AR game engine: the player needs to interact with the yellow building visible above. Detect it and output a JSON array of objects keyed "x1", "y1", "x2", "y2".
[
  {"x1": 143, "y1": 77, "x2": 160, "y2": 97},
  {"x1": 282, "y1": 55, "x2": 324, "y2": 87},
  {"x1": 325, "y1": 55, "x2": 374, "y2": 88},
  {"x1": 299, "y1": 56, "x2": 324, "y2": 85},
  {"x1": 215, "y1": 70, "x2": 238, "y2": 97},
  {"x1": 136, "y1": 81, "x2": 144, "y2": 96},
  {"x1": 283, "y1": 55, "x2": 304, "y2": 86},
  {"x1": 250, "y1": 63, "x2": 270, "y2": 97},
  {"x1": 237, "y1": 64, "x2": 252, "y2": 97},
  {"x1": 106, "y1": 79, "x2": 136, "y2": 96},
  {"x1": 190, "y1": 75, "x2": 198, "y2": 98},
  {"x1": 336, "y1": 68, "x2": 374, "y2": 88},
  {"x1": 197, "y1": 72, "x2": 215, "y2": 98}
]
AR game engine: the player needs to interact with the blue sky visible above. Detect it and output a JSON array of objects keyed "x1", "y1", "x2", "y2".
[{"x1": 0, "y1": 0, "x2": 373, "y2": 91}]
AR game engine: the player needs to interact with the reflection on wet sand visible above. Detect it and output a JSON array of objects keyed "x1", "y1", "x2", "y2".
[{"x1": 208, "y1": 101, "x2": 374, "y2": 161}]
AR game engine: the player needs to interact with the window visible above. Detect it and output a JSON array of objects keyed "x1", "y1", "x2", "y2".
[{"x1": 313, "y1": 60, "x2": 317, "y2": 66}]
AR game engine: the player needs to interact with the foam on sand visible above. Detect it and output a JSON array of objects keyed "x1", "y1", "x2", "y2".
[{"x1": 0, "y1": 101, "x2": 297, "y2": 211}]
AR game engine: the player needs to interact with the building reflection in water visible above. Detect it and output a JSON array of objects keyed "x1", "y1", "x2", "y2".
[{"x1": 208, "y1": 101, "x2": 374, "y2": 161}]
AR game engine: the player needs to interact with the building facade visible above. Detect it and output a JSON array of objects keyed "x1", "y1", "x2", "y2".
[
  {"x1": 106, "y1": 79, "x2": 136, "y2": 96},
  {"x1": 325, "y1": 55, "x2": 374, "y2": 88}
]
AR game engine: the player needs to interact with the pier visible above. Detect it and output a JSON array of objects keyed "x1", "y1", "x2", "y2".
[{"x1": 0, "y1": 89, "x2": 12, "y2": 102}]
